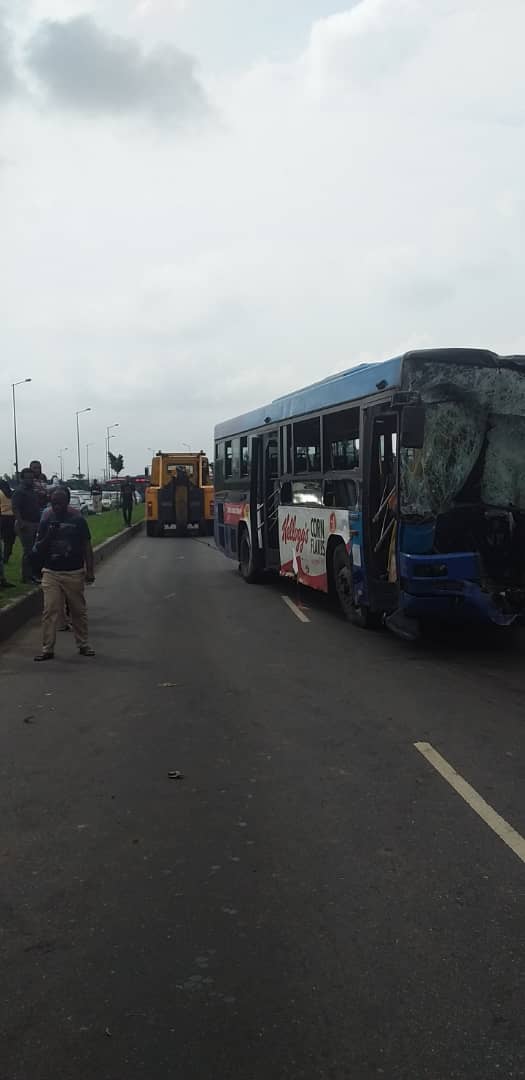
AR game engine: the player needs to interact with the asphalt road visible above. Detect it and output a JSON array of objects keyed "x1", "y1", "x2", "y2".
[{"x1": 1, "y1": 531, "x2": 524, "y2": 1080}]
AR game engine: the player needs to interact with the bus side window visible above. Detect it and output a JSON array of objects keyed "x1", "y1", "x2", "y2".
[
  {"x1": 215, "y1": 443, "x2": 224, "y2": 489},
  {"x1": 294, "y1": 417, "x2": 321, "y2": 473},
  {"x1": 240, "y1": 436, "x2": 249, "y2": 477},
  {"x1": 324, "y1": 478, "x2": 358, "y2": 509},
  {"x1": 281, "y1": 480, "x2": 292, "y2": 504},
  {"x1": 280, "y1": 424, "x2": 292, "y2": 474},
  {"x1": 324, "y1": 407, "x2": 360, "y2": 470},
  {"x1": 292, "y1": 479, "x2": 323, "y2": 506},
  {"x1": 225, "y1": 441, "x2": 233, "y2": 479},
  {"x1": 232, "y1": 438, "x2": 241, "y2": 478}
]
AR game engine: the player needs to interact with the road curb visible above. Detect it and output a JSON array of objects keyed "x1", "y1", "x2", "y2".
[{"x1": 0, "y1": 520, "x2": 144, "y2": 644}]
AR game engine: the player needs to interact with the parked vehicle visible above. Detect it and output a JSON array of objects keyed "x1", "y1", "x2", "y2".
[
  {"x1": 69, "y1": 493, "x2": 89, "y2": 516},
  {"x1": 214, "y1": 348, "x2": 525, "y2": 638},
  {"x1": 146, "y1": 451, "x2": 214, "y2": 537},
  {"x1": 101, "y1": 491, "x2": 119, "y2": 511}
]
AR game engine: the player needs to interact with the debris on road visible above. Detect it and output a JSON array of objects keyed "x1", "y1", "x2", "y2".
[
  {"x1": 23, "y1": 715, "x2": 36, "y2": 724},
  {"x1": 158, "y1": 682, "x2": 177, "y2": 688},
  {"x1": 168, "y1": 770, "x2": 184, "y2": 781}
]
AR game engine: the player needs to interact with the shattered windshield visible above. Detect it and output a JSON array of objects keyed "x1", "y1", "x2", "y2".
[{"x1": 400, "y1": 361, "x2": 525, "y2": 517}]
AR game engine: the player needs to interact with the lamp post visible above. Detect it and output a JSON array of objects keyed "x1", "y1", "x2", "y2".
[
  {"x1": 58, "y1": 447, "x2": 68, "y2": 481},
  {"x1": 75, "y1": 408, "x2": 91, "y2": 480},
  {"x1": 86, "y1": 442, "x2": 95, "y2": 485},
  {"x1": 106, "y1": 423, "x2": 119, "y2": 480},
  {"x1": 12, "y1": 378, "x2": 32, "y2": 481}
]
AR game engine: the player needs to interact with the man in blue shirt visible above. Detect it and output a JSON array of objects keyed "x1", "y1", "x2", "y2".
[{"x1": 33, "y1": 487, "x2": 96, "y2": 661}]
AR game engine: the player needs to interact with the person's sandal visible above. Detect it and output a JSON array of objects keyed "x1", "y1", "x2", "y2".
[
  {"x1": 78, "y1": 646, "x2": 95, "y2": 657},
  {"x1": 34, "y1": 652, "x2": 54, "y2": 662}
]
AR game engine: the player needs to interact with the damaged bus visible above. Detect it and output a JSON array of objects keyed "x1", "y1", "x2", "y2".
[{"x1": 214, "y1": 349, "x2": 525, "y2": 638}]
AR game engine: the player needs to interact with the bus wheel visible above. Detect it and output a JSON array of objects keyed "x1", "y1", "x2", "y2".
[
  {"x1": 147, "y1": 521, "x2": 160, "y2": 537},
  {"x1": 333, "y1": 545, "x2": 375, "y2": 628},
  {"x1": 199, "y1": 519, "x2": 207, "y2": 536},
  {"x1": 239, "y1": 529, "x2": 258, "y2": 583}
]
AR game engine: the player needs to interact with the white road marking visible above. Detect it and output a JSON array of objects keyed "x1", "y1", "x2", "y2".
[
  {"x1": 415, "y1": 741, "x2": 525, "y2": 867},
  {"x1": 281, "y1": 596, "x2": 310, "y2": 623}
]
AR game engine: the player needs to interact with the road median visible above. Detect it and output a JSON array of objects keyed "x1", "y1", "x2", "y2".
[{"x1": 0, "y1": 520, "x2": 143, "y2": 644}]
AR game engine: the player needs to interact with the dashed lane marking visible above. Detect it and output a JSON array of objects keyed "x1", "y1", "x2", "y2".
[
  {"x1": 415, "y1": 741, "x2": 525, "y2": 867},
  {"x1": 281, "y1": 596, "x2": 310, "y2": 623}
]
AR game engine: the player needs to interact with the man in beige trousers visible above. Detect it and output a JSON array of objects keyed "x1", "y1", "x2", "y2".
[{"x1": 33, "y1": 487, "x2": 95, "y2": 662}]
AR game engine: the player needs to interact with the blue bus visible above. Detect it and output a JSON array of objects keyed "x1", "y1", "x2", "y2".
[{"x1": 214, "y1": 348, "x2": 525, "y2": 637}]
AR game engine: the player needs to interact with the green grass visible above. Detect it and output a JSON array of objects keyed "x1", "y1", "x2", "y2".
[{"x1": 0, "y1": 508, "x2": 144, "y2": 608}]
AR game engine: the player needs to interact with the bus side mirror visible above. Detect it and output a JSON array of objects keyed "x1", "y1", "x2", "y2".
[{"x1": 401, "y1": 405, "x2": 425, "y2": 449}]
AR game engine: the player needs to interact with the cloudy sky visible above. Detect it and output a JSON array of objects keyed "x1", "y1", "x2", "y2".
[{"x1": 1, "y1": 0, "x2": 524, "y2": 478}]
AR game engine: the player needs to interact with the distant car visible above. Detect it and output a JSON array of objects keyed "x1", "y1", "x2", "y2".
[
  {"x1": 101, "y1": 491, "x2": 119, "y2": 511},
  {"x1": 69, "y1": 493, "x2": 89, "y2": 516}
]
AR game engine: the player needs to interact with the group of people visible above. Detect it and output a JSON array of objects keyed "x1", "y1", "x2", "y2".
[{"x1": 0, "y1": 461, "x2": 95, "y2": 661}]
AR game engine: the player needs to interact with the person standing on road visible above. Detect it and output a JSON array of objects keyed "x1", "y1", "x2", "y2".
[
  {"x1": 12, "y1": 468, "x2": 41, "y2": 583},
  {"x1": 30, "y1": 460, "x2": 49, "y2": 512},
  {"x1": 0, "y1": 502, "x2": 14, "y2": 589},
  {"x1": 33, "y1": 487, "x2": 95, "y2": 662},
  {"x1": 121, "y1": 476, "x2": 134, "y2": 528},
  {"x1": 91, "y1": 479, "x2": 102, "y2": 514},
  {"x1": 0, "y1": 479, "x2": 16, "y2": 566}
]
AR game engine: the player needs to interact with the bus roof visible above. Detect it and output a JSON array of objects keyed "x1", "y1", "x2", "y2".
[
  {"x1": 214, "y1": 347, "x2": 513, "y2": 441},
  {"x1": 215, "y1": 355, "x2": 402, "y2": 441}
]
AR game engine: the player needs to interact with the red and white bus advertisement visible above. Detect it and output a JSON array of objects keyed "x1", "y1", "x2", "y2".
[{"x1": 279, "y1": 507, "x2": 352, "y2": 592}]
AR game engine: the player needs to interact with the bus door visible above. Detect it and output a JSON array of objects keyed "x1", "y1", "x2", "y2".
[
  {"x1": 363, "y1": 406, "x2": 399, "y2": 610},
  {"x1": 261, "y1": 430, "x2": 280, "y2": 567}
]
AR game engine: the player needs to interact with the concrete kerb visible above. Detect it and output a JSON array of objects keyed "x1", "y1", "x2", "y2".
[{"x1": 0, "y1": 520, "x2": 144, "y2": 644}]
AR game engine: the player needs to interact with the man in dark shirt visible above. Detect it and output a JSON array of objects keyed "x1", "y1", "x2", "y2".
[
  {"x1": 0, "y1": 479, "x2": 15, "y2": 588},
  {"x1": 121, "y1": 477, "x2": 135, "y2": 527},
  {"x1": 30, "y1": 460, "x2": 49, "y2": 512},
  {"x1": 12, "y1": 468, "x2": 41, "y2": 583},
  {"x1": 33, "y1": 487, "x2": 95, "y2": 661}
]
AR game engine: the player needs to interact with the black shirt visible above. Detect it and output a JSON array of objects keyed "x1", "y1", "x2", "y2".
[
  {"x1": 12, "y1": 483, "x2": 41, "y2": 524},
  {"x1": 37, "y1": 509, "x2": 91, "y2": 572},
  {"x1": 121, "y1": 483, "x2": 134, "y2": 504}
]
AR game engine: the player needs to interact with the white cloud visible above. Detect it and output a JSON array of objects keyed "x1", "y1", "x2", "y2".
[{"x1": 1, "y1": 0, "x2": 525, "y2": 474}]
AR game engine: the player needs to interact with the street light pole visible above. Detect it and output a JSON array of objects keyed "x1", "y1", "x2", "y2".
[
  {"x1": 106, "y1": 423, "x2": 119, "y2": 480},
  {"x1": 86, "y1": 443, "x2": 95, "y2": 485},
  {"x1": 11, "y1": 378, "x2": 32, "y2": 481},
  {"x1": 76, "y1": 408, "x2": 91, "y2": 480},
  {"x1": 58, "y1": 447, "x2": 68, "y2": 481}
]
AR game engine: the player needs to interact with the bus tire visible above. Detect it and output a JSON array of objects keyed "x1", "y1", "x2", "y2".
[
  {"x1": 199, "y1": 519, "x2": 207, "y2": 536},
  {"x1": 332, "y1": 544, "x2": 377, "y2": 628},
  {"x1": 147, "y1": 521, "x2": 160, "y2": 537},
  {"x1": 239, "y1": 528, "x2": 258, "y2": 583}
]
